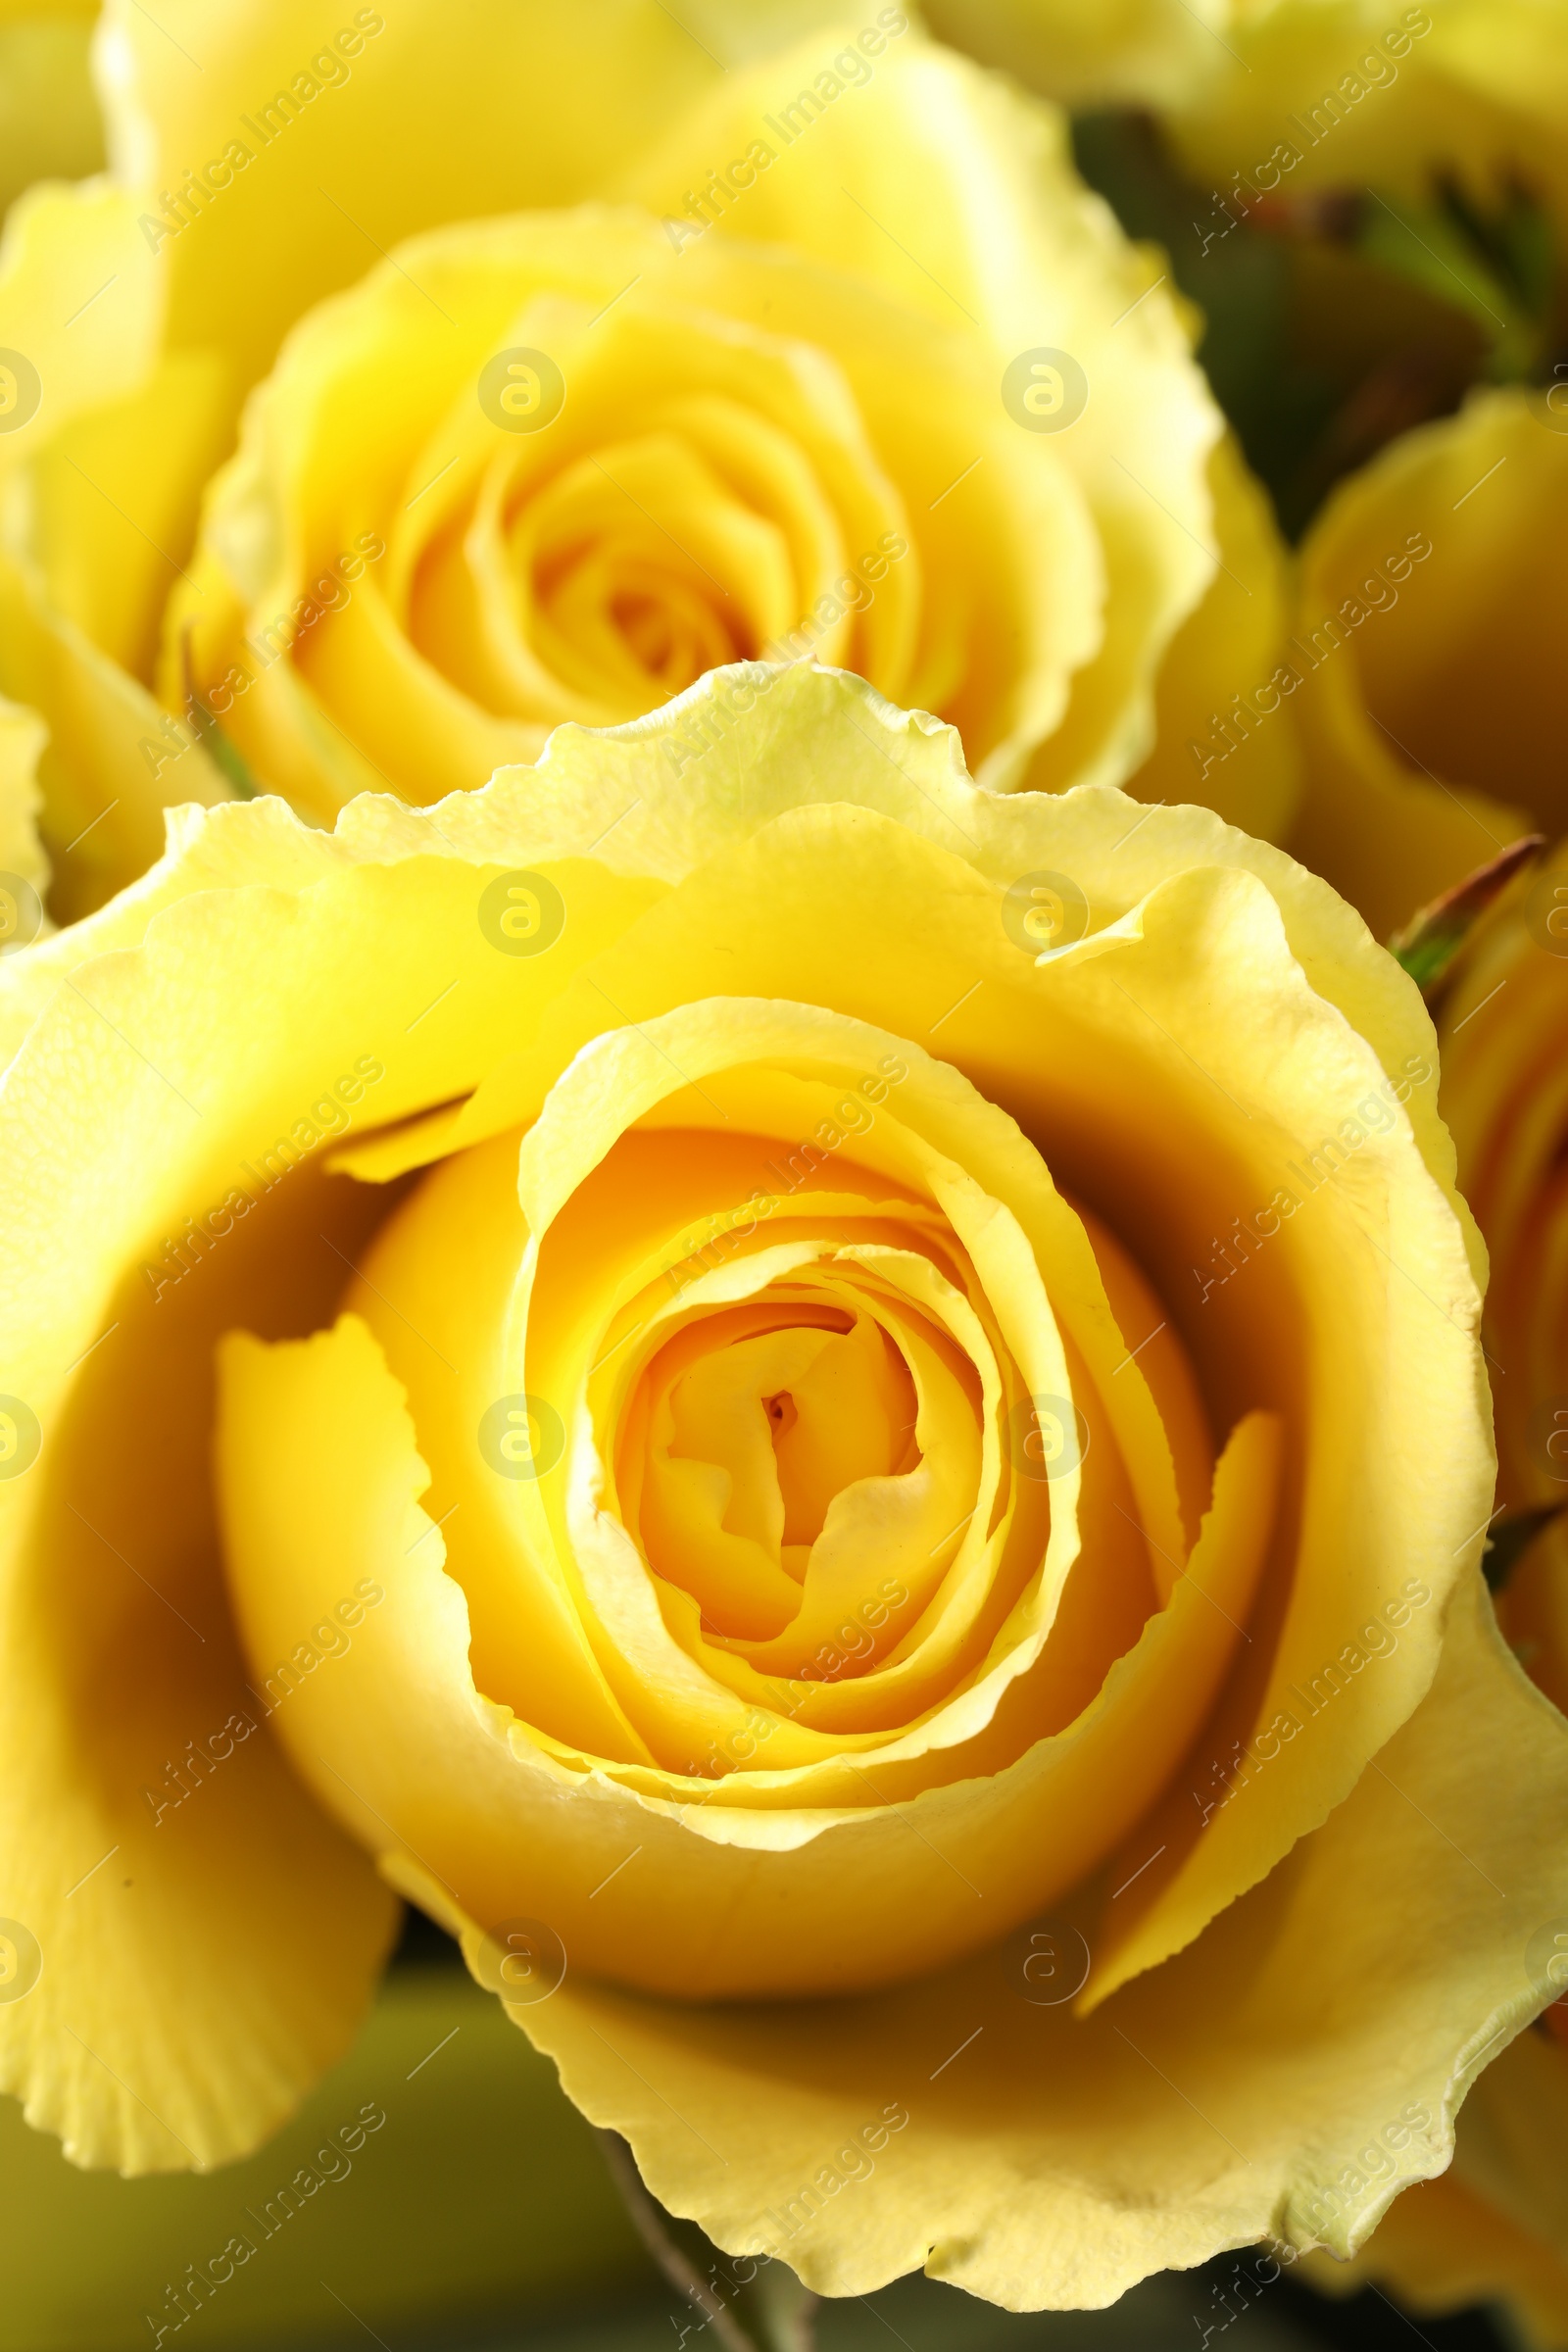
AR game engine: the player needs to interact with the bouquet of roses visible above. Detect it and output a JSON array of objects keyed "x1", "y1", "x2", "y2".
[{"x1": 2, "y1": 5, "x2": 1567, "y2": 2347}]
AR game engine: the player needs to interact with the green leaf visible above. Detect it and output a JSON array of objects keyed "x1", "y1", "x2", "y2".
[
  {"x1": 1387, "y1": 834, "x2": 1545, "y2": 997},
  {"x1": 1356, "y1": 182, "x2": 1561, "y2": 383},
  {"x1": 598, "y1": 2131, "x2": 817, "y2": 2352},
  {"x1": 1438, "y1": 172, "x2": 1556, "y2": 322}
]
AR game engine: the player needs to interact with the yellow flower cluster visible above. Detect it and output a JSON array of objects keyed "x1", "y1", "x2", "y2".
[{"x1": 2, "y1": 4, "x2": 1568, "y2": 2344}]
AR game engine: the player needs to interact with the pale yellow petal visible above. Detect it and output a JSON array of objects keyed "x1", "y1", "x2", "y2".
[
  {"x1": 0, "y1": 688, "x2": 49, "y2": 914},
  {"x1": 0, "y1": 350, "x2": 236, "y2": 915},
  {"x1": 92, "y1": 0, "x2": 828, "y2": 388},
  {"x1": 500, "y1": 1573, "x2": 1568, "y2": 2307},
  {"x1": 1288, "y1": 387, "x2": 1565, "y2": 937},
  {"x1": 0, "y1": 174, "x2": 163, "y2": 466},
  {"x1": 1127, "y1": 430, "x2": 1300, "y2": 845},
  {"x1": 1320, "y1": 2031, "x2": 1568, "y2": 2350}
]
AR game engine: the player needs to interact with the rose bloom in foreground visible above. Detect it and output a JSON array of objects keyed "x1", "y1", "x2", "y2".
[
  {"x1": 1, "y1": 666, "x2": 1564, "y2": 2310},
  {"x1": 1318, "y1": 847, "x2": 1568, "y2": 2347}
]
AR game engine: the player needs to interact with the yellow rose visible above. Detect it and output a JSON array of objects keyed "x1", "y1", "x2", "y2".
[
  {"x1": 1436, "y1": 837, "x2": 1568, "y2": 1718},
  {"x1": 1165, "y1": 0, "x2": 1568, "y2": 224},
  {"x1": 913, "y1": 0, "x2": 1568, "y2": 222},
  {"x1": 162, "y1": 188, "x2": 1275, "y2": 833},
  {"x1": 1298, "y1": 842, "x2": 1568, "y2": 2352},
  {"x1": 1306, "y1": 839, "x2": 1568, "y2": 2349},
  {"x1": 1283, "y1": 386, "x2": 1566, "y2": 939},
  {"x1": 1304, "y1": 2030, "x2": 1568, "y2": 2349},
  {"x1": 619, "y1": 32, "x2": 1296, "y2": 831},
  {"x1": 910, "y1": 0, "x2": 1231, "y2": 107},
  {"x1": 3, "y1": 663, "x2": 1563, "y2": 2311},
  {"x1": 0, "y1": 12, "x2": 1296, "y2": 916},
  {"x1": 0, "y1": 0, "x2": 800, "y2": 909}
]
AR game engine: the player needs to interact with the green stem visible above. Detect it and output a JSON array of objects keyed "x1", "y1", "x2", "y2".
[{"x1": 596, "y1": 2131, "x2": 817, "y2": 2351}]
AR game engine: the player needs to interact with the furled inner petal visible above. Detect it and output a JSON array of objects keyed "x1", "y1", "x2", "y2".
[
  {"x1": 401, "y1": 295, "x2": 894, "y2": 728},
  {"x1": 334, "y1": 995, "x2": 1220, "y2": 1827}
]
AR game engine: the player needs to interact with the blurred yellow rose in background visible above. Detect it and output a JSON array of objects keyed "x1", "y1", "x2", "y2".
[
  {"x1": 0, "y1": 7, "x2": 1297, "y2": 920},
  {"x1": 1166, "y1": 0, "x2": 1568, "y2": 225},
  {"x1": 1286, "y1": 387, "x2": 1567, "y2": 937},
  {"x1": 918, "y1": 0, "x2": 1232, "y2": 107},
  {"x1": 163, "y1": 64, "x2": 1287, "y2": 840},
  {"x1": 0, "y1": 665, "x2": 1563, "y2": 2313},
  {"x1": 1307, "y1": 2028, "x2": 1568, "y2": 2351},
  {"x1": 0, "y1": 0, "x2": 828, "y2": 906},
  {"x1": 1298, "y1": 851, "x2": 1568, "y2": 2348},
  {"x1": 618, "y1": 33, "x2": 1296, "y2": 830},
  {"x1": 1437, "y1": 841, "x2": 1568, "y2": 1721}
]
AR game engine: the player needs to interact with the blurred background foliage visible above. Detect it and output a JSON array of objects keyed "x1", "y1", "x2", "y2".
[
  {"x1": 0, "y1": 1916, "x2": 1517, "y2": 2349},
  {"x1": 1071, "y1": 107, "x2": 1568, "y2": 537}
]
